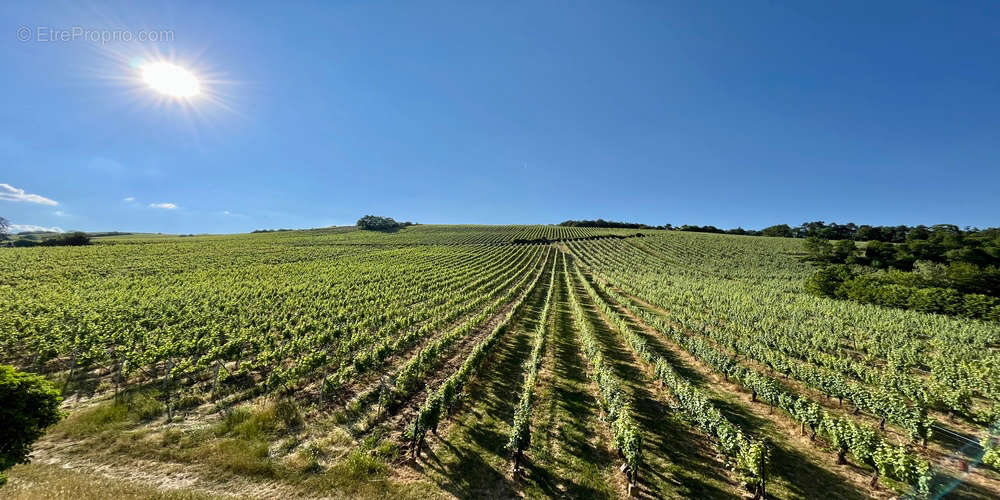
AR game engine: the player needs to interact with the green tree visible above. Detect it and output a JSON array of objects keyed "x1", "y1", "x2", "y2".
[
  {"x1": 761, "y1": 224, "x2": 793, "y2": 238},
  {"x1": 832, "y1": 239, "x2": 857, "y2": 263},
  {"x1": 802, "y1": 237, "x2": 834, "y2": 262},
  {"x1": 0, "y1": 365, "x2": 63, "y2": 486},
  {"x1": 0, "y1": 216, "x2": 9, "y2": 241},
  {"x1": 863, "y1": 241, "x2": 899, "y2": 269},
  {"x1": 855, "y1": 225, "x2": 883, "y2": 242}
]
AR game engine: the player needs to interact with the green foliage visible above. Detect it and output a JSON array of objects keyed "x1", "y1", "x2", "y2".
[
  {"x1": 823, "y1": 273, "x2": 1000, "y2": 321},
  {"x1": 40, "y1": 232, "x2": 91, "y2": 246},
  {"x1": 804, "y1": 265, "x2": 854, "y2": 299},
  {"x1": 559, "y1": 219, "x2": 650, "y2": 229},
  {"x1": 356, "y1": 215, "x2": 404, "y2": 231},
  {"x1": 761, "y1": 224, "x2": 794, "y2": 238},
  {"x1": 982, "y1": 436, "x2": 1000, "y2": 469},
  {"x1": 802, "y1": 237, "x2": 834, "y2": 262},
  {"x1": 0, "y1": 365, "x2": 63, "y2": 486},
  {"x1": 803, "y1": 229, "x2": 1000, "y2": 319}
]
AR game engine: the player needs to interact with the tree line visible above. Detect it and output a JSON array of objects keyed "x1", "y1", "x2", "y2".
[
  {"x1": 558, "y1": 219, "x2": 653, "y2": 229},
  {"x1": 560, "y1": 219, "x2": 999, "y2": 243}
]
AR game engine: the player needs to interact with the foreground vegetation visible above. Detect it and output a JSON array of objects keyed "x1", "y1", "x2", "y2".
[{"x1": 2, "y1": 225, "x2": 998, "y2": 498}]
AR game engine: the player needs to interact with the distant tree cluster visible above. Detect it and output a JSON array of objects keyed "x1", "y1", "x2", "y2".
[
  {"x1": 756, "y1": 221, "x2": 1000, "y2": 242},
  {"x1": 557, "y1": 219, "x2": 966, "y2": 240},
  {"x1": 558, "y1": 219, "x2": 654, "y2": 229},
  {"x1": 43, "y1": 232, "x2": 91, "y2": 246},
  {"x1": 4, "y1": 231, "x2": 91, "y2": 248},
  {"x1": 672, "y1": 224, "x2": 759, "y2": 235},
  {"x1": 803, "y1": 226, "x2": 1000, "y2": 321},
  {"x1": 565, "y1": 219, "x2": 999, "y2": 244},
  {"x1": 558, "y1": 220, "x2": 763, "y2": 233},
  {"x1": 356, "y1": 215, "x2": 414, "y2": 232}
]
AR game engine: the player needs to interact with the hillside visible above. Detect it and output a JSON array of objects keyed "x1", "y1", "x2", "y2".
[{"x1": 2, "y1": 225, "x2": 999, "y2": 499}]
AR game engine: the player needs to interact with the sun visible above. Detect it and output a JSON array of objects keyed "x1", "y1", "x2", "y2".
[{"x1": 140, "y1": 62, "x2": 201, "y2": 98}]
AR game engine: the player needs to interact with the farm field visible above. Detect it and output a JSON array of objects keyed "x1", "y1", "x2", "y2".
[{"x1": 2, "y1": 225, "x2": 999, "y2": 499}]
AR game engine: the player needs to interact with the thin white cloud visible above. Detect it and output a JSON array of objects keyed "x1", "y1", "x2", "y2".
[
  {"x1": 54, "y1": 210, "x2": 68, "y2": 217},
  {"x1": 149, "y1": 202, "x2": 177, "y2": 210},
  {"x1": 123, "y1": 196, "x2": 136, "y2": 202},
  {"x1": 0, "y1": 183, "x2": 59, "y2": 206},
  {"x1": 10, "y1": 224, "x2": 64, "y2": 233}
]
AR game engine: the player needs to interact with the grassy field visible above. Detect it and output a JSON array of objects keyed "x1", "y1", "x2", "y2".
[{"x1": 2, "y1": 225, "x2": 999, "y2": 498}]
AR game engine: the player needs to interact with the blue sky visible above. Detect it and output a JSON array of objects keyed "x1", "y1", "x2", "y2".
[{"x1": 2, "y1": 1, "x2": 998, "y2": 234}]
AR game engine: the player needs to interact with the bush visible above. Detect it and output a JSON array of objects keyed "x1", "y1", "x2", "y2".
[
  {"x1": 876, "y1": 284, "x2": 916, "y2": 309},
  {"x1": 838, "y1": 274, "x2": 882, "y2": 303},
  {"x1": 908, "y1": 287, "x2": 962, "y2": 315},
  {"x1": 804, "y1": 265, "x2": 854, "y2": 298},
  {"x1": 0, "y1": 365, "x2": 63, "y2": 486},
  {"x1": 963, "y1": 294, "x2": 999, "y2": 319}
]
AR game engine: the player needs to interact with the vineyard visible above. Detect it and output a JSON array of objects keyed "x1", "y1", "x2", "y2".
[{"x1": 2, "y1": 225, "x2": 999, "y2": 499}]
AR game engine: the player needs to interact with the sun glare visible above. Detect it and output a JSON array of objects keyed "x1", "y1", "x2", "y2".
[{"x1": 141, "y1": 62, "x2": 201, "y2": 98}]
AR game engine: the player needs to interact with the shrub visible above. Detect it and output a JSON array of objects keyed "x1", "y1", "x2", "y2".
[
  {"x1": 804, "y1": 265, "x2": 854, "y2": 299},
  {"x1": 0, "y1": 365, "x2": 63, "y2": 486},
  {"x1": 876, "y1": 284, "x2": 916, "y2": 309},
  {"x1": 908, "y1": 287, "x2": 962, "y2": 315}
]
